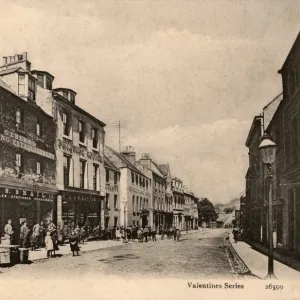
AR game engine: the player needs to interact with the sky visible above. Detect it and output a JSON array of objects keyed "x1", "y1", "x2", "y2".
[{"x1": 1, "y1": 0, "x2": 300, "y2": 204}]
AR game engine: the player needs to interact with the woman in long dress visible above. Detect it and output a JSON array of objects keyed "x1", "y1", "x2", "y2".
[
  {"x1": 115, "y1": 227, "x2": 121, "y2": 241},
  {"x1": 45, "y1": 231, "x2": 54, "y2": 258},
  {"x1": 70, "y1": 230, "x2": 80, "y2": 256}
]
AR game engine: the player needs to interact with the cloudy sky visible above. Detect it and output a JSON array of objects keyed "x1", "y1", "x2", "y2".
[{"x1": 1, "y1": 0, "x2": 300, "y2": 203}]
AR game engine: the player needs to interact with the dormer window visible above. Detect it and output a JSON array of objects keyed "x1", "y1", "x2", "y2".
[
  {"x1": 70, "y1": 93, "x2": 75, "y2": 104},
  {"x1": 37, "y1": 75, "x2": 44, "y2": 88},
  {"x1": 46, "y1": 77, "x2": 52, "y2": 90},
  {"x1": 28, "y1": 77, "x2": 36, "y2": 100},
  {"x1": 62, "y1": 91, "x2": 68, "y2": 99}
]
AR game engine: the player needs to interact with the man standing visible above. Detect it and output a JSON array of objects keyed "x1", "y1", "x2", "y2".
[
  {"x1": 4, "y1": 219, "x2": 14, "y2": 245},
  {"x1": 32, "y1": 221, "x2": 41, "y2": 250}
]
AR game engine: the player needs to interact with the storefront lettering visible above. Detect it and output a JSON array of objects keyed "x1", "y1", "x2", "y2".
[
  {"x1": 129, "y1": 186, "x2": 150, "y2": 197},
  {"x1": 0, "y1": 130, "x2": 55, "y2": 160},
  {"x1": 1, "y1": 187, "x2": 54, "y2": 202},
  {"x1": 58, "y1": 139, "x2": 103, "y2": 163}
]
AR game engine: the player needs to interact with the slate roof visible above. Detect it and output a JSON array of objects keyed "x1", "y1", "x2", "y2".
[
  {"x1": 0, "y1": 67, "x2": 27, "y2": 75},
  {"x1": 0, "y1": 78, "x2": 17, "y2": 94},
  {"x1": 158, "y1": 164, "x2": 169, "y2": 176},
  {"x1": 104, "y1": 155, "x2": 120, "y2": 173}
]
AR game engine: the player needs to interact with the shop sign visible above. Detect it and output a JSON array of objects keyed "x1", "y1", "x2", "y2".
[
  {"x1": 63, "y1": 193, "x2": 99, "y2": 203},
  {"x1": 58, "y1": 139, "x2": 102, "y2": 163},
  {"x1": 129, "y1": 186, "x2": 150, "y2": 197},
  {"x1": 0, "y1": 129, "x2": 55, "y2": 160},
  {"x1": 0, "y1": 187, "x2": 54, "y2": 202},
  {"x1": 105, "y1": 184, "x2": 118, "y2": 193}
]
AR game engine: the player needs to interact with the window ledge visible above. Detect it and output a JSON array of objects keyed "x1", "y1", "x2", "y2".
[
  {"x1": 92, "y1": 147, "x2": 99, "y2": 152},
  {"x1": 79, "y1": 141, "x2": 87, "y2": 147},
  {"x1": 63, "y1": 134, "x2": 72, "y2": 141}
]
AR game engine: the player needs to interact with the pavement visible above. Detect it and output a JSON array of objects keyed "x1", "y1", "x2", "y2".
[{"x1": 229, "y1": 233, "x2": 300, "y2": 280}]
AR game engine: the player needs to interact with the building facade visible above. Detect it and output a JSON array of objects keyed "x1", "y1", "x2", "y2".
[
  {"x1": 183, "y1": 188, "x2": 194, "y2": 231},
  {"x1": 105, "y1": 146, "x2": 151, "y2": 228},
  {"x1": 171, "y1": 177, "x2": 185, "y2": 229},
  {"x1": 104, "y1": 156, "x2": 120, "y2": 228},
  {"x1": 138, "y1": 154, "x2": 166, "y2": 231},
  {"x1": 0, "y1": 76, "x2": 57, "y2": 243}
]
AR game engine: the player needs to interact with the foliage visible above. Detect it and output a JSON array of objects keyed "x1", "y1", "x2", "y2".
[{"x1": 198, "y1": 197, "x2": 218, "y2": 222}]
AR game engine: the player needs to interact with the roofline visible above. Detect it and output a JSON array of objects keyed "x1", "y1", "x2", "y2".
[
  {"x1": 278, "y1": 31, "x2": 300, "y2": 72},
  {"x1": 53, "y1": 87, "x2": 77, "y2": 95},
  {"x1": 0, "y1": 84, "x2": 54, "y2": 120},
  {"x1": 262, "y1": 92, "x2": 283, "y2": 110},
  {"x1": 53, "y1": 92, "x2": 106, "y2": 127},
  {"x1": 31, "y1": 70, "x2": 55, "y2": 80},
  {"x1": 245, "y1": 115, "x2": 263, "y2": 147},
  {"x1": 265, "y1": 99, "x2": 283, "y2": 133}
]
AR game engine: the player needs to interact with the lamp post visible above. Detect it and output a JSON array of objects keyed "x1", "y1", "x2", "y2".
[
  {"x1": 122, "y1": 200, "x2": 127, "y2": 242},
  {"x1": 258, "y1": 133, "x2": 277, "y2": 279}
]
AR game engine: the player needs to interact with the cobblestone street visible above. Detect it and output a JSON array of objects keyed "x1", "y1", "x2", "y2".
[{"x1": 0, "y1": 229, "x2": 255, "y2": 279}]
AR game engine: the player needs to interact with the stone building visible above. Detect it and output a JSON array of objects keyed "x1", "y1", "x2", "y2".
[
  {"x1": 138, "y1": 154, "x2": 166, "y2": 231},
  {"x1": 0, "y1": 75, "x2": 56, "y2": 242},
  {"x1": 171, "y1": 177, "x2": 185, "y2": 229},
  {"x1": 104, "y1": 156, "x2": 120, "y2": 228},
  {"x1": 104, "y1": 146, "x2": 151, "y2": 228},
  {"x1": 183, "y1": 188, "x2": 194, "y2": 231},
  {"x1": 0, "y1": 52, "x2": 106, "y2": 230}
]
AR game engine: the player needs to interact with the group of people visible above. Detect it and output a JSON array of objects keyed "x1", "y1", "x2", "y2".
[
  {"x1": 103, "y1": 225, "x2": 182, "y2": 243},
  {"x1": 2, "y1": 219, "x2": 86, "y2": 258}
]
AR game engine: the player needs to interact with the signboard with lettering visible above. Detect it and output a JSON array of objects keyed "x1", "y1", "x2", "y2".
[
  {"x1": 58, "y1": 139, "x2": 103, "y2": 163},
  {"x1": 0, "y1": 129, "x2": 55, "y2": 160},
  {"x1": 0, "y1": 187, "x2": 54, "y2": 202},
  {"x1": 129, "y1": 186, "x2": 151, "y2": 197}
]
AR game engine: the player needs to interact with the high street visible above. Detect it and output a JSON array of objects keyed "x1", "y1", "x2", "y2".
[{"x1": 0, "y1": 229, "x2": 251, "y2": 279}]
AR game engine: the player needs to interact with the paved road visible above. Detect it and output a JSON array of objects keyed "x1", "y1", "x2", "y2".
[{"x1": 1, "y1": 229, "x2": 235, "y2": 279}]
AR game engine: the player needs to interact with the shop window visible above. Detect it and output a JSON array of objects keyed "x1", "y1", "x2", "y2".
[
  {"x1": 63, "y1": 155, "x2": 71, "y2": 187},
  {"x1": 93, "y1": 164, "x2": 98, "y2": 191},
  {"x1": 79, "y1": 120, "x2": 85, "y2": 143},
  {"x1": 79, "y1": 160, "x2": 86, "y2": 189},
  {"x1": 106, "y1": 169, "x2": 109, "y2": 183},
  {"x1": 18, "y1": 74, "x2": 25, "y2": 96},
  {"x1": 114, "y1": 172, "x2": 118, "y2": 185},
  {"x1": 114, "y1": 195, "x2": 118, "y2": 209},
  {"x1": 131, "y1": 171, "x2": 134, "y2": 184},
  {"x1": 28, "y1": 77, "x2": 36, "y2": 100},
  {"x1": 92, "y1": 127, "x2": 98, "y2": 149},
  {"x1": 37, "y1": 74, "x2": 44, "y2": 88}
]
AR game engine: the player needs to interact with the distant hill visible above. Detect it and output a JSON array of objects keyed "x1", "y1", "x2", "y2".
[{"x1": 215, "y1": 197, "x2": 240, "y2": 213}]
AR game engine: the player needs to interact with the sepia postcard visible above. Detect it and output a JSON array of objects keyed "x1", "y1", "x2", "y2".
[{"x1": 0, "y1": 1, "x2": 300, "y2": 299}]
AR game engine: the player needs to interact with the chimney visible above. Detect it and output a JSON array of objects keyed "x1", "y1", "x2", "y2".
[
  {"x1": 23, "y1": 52, "x2": 27, "y2": 60},
  {"x1": 121, "y1": 146, "x2": 136, "y2": 165},
  {"x1": 3, "y1": 57, "x2": 7, "y2": 66}
]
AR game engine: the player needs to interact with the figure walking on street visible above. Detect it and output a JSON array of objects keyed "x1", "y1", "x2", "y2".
[
  {"x1": 45, "y1": 231, "x2": 54, "y2": 258},
  {"x1": 4, "y1": 219, "x2": 14, "y2": 245},
  {"x1": 70, "y1": 230, "x2": 80, "y2": 256}
]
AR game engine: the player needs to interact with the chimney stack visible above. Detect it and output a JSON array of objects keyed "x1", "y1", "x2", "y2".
[
  {"x1": 121, "y1": 146, "x2": 136, "y2": 165},
  {"x1": 3, "y1": 57, "x2": 7, "y2": 66}
]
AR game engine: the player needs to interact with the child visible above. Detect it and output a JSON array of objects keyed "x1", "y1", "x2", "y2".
[
  {"x1": 45, "y1": 231, "x2": 54, "y2": 258},
  {"x1": 70, "y1": 230, "x2": 80, "y2": 256}
]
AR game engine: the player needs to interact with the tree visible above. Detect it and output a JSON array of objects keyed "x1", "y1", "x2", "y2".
[{"x1": 198, "y1": 197, "x2": 218, "y2": 222}]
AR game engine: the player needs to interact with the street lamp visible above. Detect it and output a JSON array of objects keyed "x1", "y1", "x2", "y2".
[
  {"x1": 258, "y1": 133, "x2": 277, "y2": 279},
  {"x1": 122, "y1": 200, "x2": 127, "y2": 242}
]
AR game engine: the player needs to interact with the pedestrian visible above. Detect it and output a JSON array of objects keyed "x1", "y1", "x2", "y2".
[
  {"x1": 151, "y1": 227, "x2": 156, "y2": 242},
  {"x1": 115, "y1": 227, "x2": 121, "y2": 241},
  {"x1": 31, "y1": 221, "x2": 40, "y2": 250},
  {"x1": 39, "y1": 221, "x2": 46, "y2": 248},
  {"x1": 20, "y1": 221, "x2": 30, "y2": 248},
  {"x1": 232, "y1": 227, "x2": 239, "y2": 243},
  {"x1": 70, "y1": 230, "x2": 80, "y2": 256},
  {"x1": 52, "y1": 230, "x2": 60, "y2": 256},
  {"x1": 137, "y1": 227, "x2": 143, "y2": 242},
  {"x1": 45, "y1": 231, "x2": 54, "y2": 258},
  {"x1": 161, "y1": 227, "x2": 165, "y2": 240},
  {"x1": 4, "y1": 219, "x2": 14, "y2": 245},
  {"x1": 143, "y1": 226, "x2": 149, "y2": 242}
]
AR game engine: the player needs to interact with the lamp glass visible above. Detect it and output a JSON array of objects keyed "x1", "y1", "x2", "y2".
[{"x1": 259, "y1": 137, "x2": 276, "y2": 164}]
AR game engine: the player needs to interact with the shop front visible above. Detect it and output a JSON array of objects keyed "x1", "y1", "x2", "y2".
[
  {"x1": 59, "y1": 190, "x2": 101, "y2": 229},
  {"x1": 140, "y1": 209, "x2": 149, "y2": 228},
  {"x1": 0, "y1": 185, "x2": 56, "y2": 244}
]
